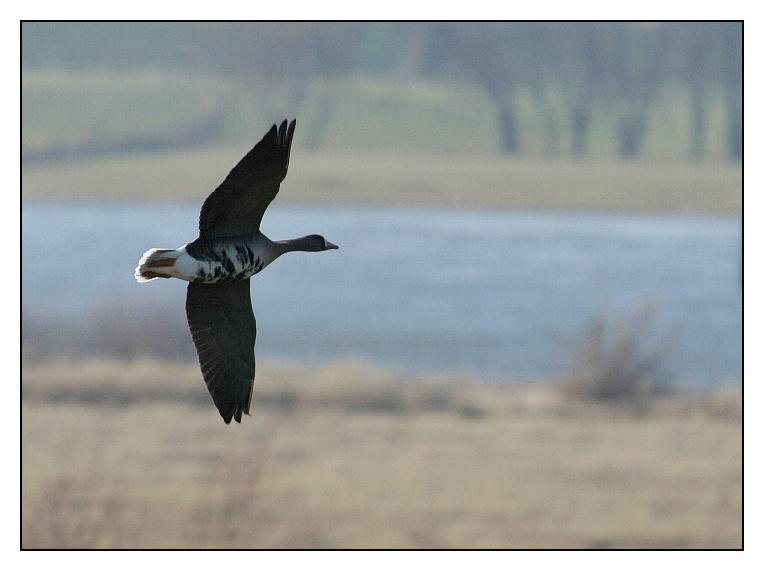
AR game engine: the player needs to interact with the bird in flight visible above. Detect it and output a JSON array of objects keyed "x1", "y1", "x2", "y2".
[{"x1": 134, "y1": 119, "x2": 338, "y2": 423}]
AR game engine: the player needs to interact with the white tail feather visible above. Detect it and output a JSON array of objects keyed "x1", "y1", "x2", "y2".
[{"x1": 134, "y1": 248, "x2": 177, "y2": 283}]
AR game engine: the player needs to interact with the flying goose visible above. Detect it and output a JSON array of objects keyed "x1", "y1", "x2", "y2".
[{"x1": 134, "y1": 119, "x2": 338, "y2": 423}]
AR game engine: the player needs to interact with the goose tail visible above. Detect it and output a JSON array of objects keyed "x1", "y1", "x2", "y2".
[{"x1": 134, "y1": 248, "x2": 177, "y2": 283}]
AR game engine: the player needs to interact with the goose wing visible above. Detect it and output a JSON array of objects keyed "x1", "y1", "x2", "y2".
[
  {"x1": 186, "y1": 279, "x2": 256, "y2": 424},
  {"x1": 198, "y1": 119, "x2": 296, "y2": 239}
]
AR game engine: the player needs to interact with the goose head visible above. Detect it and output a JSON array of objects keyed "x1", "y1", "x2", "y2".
[
  {"x1": 305, "y1": 234, "x2": 339, "y2": 251},
  {"x1": 278, "y1": 234, "x2": 339, "y2": 252}
]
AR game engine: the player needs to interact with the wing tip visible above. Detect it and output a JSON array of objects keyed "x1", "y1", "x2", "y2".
[
  {"x1": 277, "y1": 119, "x2": 288, "y2": 144},
  {"x1": 272, "y1": 118, "x2": 297, "y2": 147},
  {"x1": 287, "y1": 118, "x2": 297, "y2": 147},
  {"x1": 212, "y1": 380, "x2": 253, "y2": 425}
]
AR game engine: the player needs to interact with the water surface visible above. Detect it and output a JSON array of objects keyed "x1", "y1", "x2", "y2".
[{"x1": 22, "y1": 202, "x2": 742, "y2": 386}]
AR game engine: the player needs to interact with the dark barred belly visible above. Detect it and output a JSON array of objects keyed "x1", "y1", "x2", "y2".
[{"x1": 186, "y1": 238, "x2": 266, "y2": 283}]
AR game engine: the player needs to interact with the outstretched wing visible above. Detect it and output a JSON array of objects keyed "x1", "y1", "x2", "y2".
[
  {"x1": 186, "y1": 279, "x2": 256, "y2": 424},
  {"x1": 198, "y1": 119, "x2": 296, "y2": 239}
]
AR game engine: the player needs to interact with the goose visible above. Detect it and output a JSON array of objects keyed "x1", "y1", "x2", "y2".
[{"x1": 134, "y1": 119, "x2": 338, "y2": 424}]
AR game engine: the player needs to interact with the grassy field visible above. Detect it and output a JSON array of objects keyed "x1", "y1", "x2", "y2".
[
  {"x1": 22, "y1": 69, "x2": 736, "y2": 160},
  {"x1": 22, "y1": 70, "x2": 231, "y2": 156},
  {"x1": 22, "y1": 146, "x2": 741, "y2": 214},
  {"x1": 22, "y1": 358, "x2": 742, "y2": 549}
]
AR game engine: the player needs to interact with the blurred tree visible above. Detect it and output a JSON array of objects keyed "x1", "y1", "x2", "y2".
[
  {"x1": 684, "y1": 23, "x2": 711, "y2": 161},
  {"x1": 21, "y1": 22, "x2": 188, "y2": 69},
  {"x1": 22, "y1": 21, "x2": 743, "y2": 162},
  {"x1": 559, "y1": 23, "x2": 612, "y2": 158},
  {"x1": 526, "y1": 23, "x2": 563, "y2": 157},
  {"x1": 299, "y1": 24, "x2": 363, "y2": 150},
  {"x1": 609, "y1": 23, "x2": 672, "y2": 159},
  {"x1": 720, "y1": 22, "x2": 742, "y2": 161},
  {"x1": 183, "y1": 22, "x2": 364, "y2": 149},
  {"x1": 423, "y1": 22, "x2": 538, "y2": 154},
  {"x1": 396, "y1": 23, "x2": 433, "y2": 81}
]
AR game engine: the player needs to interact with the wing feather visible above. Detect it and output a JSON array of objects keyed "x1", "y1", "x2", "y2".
[
  {"x1": 198, "y1": 119, "x2": 297, "y2": 239},
  {"x1": 186, "y1": 279, "x2": 256, "y2": 424}
]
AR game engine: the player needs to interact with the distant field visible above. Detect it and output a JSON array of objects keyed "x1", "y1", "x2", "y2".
[
  {"x1": 22, "y1": 146, "x2": 742, "y2": 214},
  {"x1": 22, "y1": 70, "x2": 231, "y2": 157},
  {"x1": 21, "y1": 69, "x2": 741, "y2": 214},
  {"x1": 22, "y1": 358, "x2": 741, "y2": 548},
  {"x1": 22, "y1": 69, "x2": 735, "y2": 160}
]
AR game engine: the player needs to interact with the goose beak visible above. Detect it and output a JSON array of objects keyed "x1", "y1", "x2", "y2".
[{"x1": 325, "y1": 241, "x2": 339, "y2": 250}]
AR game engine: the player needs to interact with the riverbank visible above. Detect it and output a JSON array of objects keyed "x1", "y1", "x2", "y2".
[{"x1": 22, "y1": 149, "x2": 741, "y2": 215}]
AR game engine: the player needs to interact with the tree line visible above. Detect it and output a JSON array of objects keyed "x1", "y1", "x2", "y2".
[
  {"x1": 413, "y1": 22, "x2": 742, "y2": 161},
  {"x1": 23, "y1": 21, "x2": 742, "y2": 161}
]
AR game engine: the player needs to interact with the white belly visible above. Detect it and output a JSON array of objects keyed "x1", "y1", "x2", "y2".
[
  {"x1": 173, "y1": 247, "x2": 204, "y2": 281},
  {"x1": 173, "y1": 240, "x2": 272, "y2": 283}
]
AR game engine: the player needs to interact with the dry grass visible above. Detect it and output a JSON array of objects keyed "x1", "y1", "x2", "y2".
[
  {"x1": 22, "y1": 147, "x2": 741, "y2": 214},
  {"x1": 22, "y1": 358, "x2": 741, "y2": 549}
]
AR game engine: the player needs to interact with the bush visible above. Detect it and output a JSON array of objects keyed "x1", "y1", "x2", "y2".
[{"x1": 560, "y1": 302, "x2": 676, "y2": 409}]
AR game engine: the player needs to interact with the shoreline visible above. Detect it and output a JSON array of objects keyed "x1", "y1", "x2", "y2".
[
  {"x1": 22, "y1": 148, "x2": 742, "y2": 215},
  {"x1": 22, "y1": 357, "x2": 742, "y2": 417}
]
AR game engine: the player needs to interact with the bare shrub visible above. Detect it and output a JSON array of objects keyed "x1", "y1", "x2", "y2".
[{"x1": 560, "y1": 302, "x2": 676, "y2": 409}]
